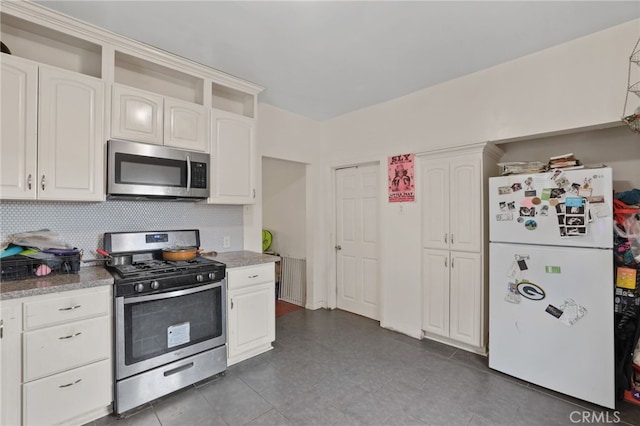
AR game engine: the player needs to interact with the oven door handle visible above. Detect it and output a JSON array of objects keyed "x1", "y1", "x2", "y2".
[{"x1": 122, "y1": 282, "x2": 219, "y2": 304}]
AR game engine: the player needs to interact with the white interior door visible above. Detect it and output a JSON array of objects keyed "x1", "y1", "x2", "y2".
[{"x1": 336, "y1": 164, "x2": 379, "y2": 320}]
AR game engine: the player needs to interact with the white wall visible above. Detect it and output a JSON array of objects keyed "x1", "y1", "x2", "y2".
[
  {"x1": 258, "y1": 19, "x2": 640, "y2": 337},
  {"x1": 256, "y1": 104, "x2": 327, "y2": 309},
  {"x1": 262, "y1": 157, "x2": 307, "y2": 257}
]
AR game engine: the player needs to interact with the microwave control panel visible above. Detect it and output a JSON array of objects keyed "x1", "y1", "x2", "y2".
[{"x1": 191, "y1": 163, "x2": 207, "y2": 188}]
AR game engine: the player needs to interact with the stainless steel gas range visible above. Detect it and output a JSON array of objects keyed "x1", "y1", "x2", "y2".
[{"x1": 103, "y1": 230, "x2": 227, "y2": 415}]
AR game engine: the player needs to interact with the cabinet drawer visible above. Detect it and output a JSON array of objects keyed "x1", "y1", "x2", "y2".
[
  {"x1": 227, "y1": 263, "x2": 274, "y2": 290},
  {"x1": 23, "y1": 315, "x2": 111, "y2": 382},
  {"x1": 23, "y1": 288, "x2": 109, "y2": 330},
  {"x1": 23, "y1": 359, "x2": 111, "y2": 426}
]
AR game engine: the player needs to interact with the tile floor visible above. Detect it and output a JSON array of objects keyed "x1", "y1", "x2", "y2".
[{"x1": 90, "y1": 309, "x2": 640, "y2": 426}]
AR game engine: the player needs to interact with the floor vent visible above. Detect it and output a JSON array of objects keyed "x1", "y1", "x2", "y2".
[{"x1": 279, "y1": 256, "x2": 306, "y2": 307}]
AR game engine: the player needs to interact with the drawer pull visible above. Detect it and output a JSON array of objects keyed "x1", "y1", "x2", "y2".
[
  {"x1": 248, "y1": 274, "x2": 258, "y2": 279},
  {"x1": 59, "y1": 332, "x2": 82, "y2": 340},
  {"x1": 58, "y1": 304, "x2": 81, "y2": 311},
  {"x1": 163, "y1": 362, "x2": 194, "y2": 377},
  {"x1": 59, "y1": 379, "x2": 82, "y2": 388}
]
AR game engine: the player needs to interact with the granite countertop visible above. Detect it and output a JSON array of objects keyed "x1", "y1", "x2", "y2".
[
  {"x1": 0, "y1": 266, "x2": 114, "y2": 301},
  {"x1": 0, "y1": 251, "x2": 277, "y2": 300},
  {"x1": 202, "y1": 250, "x2": 280, "y2": 269}
]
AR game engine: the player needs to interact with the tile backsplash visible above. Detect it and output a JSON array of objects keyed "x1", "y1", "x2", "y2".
[{"x1": 0, "y1": 200, "x2": 243, "y2": 259}]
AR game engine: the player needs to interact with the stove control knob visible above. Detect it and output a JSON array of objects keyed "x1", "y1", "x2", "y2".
[
  {"x1": 196, "y1": 274, "x2": 204, "y2": 282},
  {"x1": 208, "y1": 272, "x2": 217, "y2": 280},
  {"x1": 150, "y1": 280, "x2": 160, "y2": 290},
  {"x1": 134, "y1": 283, "x2": 144, "y2": 293}
]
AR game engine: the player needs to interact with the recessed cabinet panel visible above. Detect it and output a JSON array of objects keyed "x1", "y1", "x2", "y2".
[
  {"x1": 421, "y1": 161, "x2": 449, "y2": 250},
  {"x1": 111, "y1": 84, "x2": 163, "y2": 145},
  {"x1": 209, "y1": 110, "x2": 255, "y2": 204},
  {"x1": 422, "y1": 249, "x2": 450, "y2": 337},
  {"x1": 449, "y1": 157, "x2": 481, "y2": 253},
  {"x1": 449, "y1": 252, "x2": 481, "y2": 346},
  {"x1": 36, "y1": 66, "x2": 104, "y2": 201},
  {"x1": 164, "y1": 98, "x2": 208, "y2": 152},
  {"x1": 0, "y1": 54, "x2": 38, "y2": 199}
]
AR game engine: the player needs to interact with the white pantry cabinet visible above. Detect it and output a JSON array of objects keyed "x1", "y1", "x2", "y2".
[
  {"x1": 226, "y1": 263, "x2": 275, "y2": 365},
  {"x1": 422, "y1": 249, "x2": 482, "y2": 346},
  {"x1": 208, "y1": 109, "x2": 256, "y2": 204},
  {"x1": 0, "y1": 287, "x2": 113, "y2": 426},
  {"x1": 0, "y1": 55, "x2": 105, "y2": 201},
  {"x1": 111, "y1": 84, "x2": 208, "y2": 152},
  {"x1": 420, "y1": 143, "x2": 502, "y2": 354},
  {"x1": 421, "y1": 155, "x2": 482, "y2": 253}
]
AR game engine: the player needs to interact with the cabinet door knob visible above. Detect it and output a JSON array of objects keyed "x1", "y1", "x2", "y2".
[
  {"x1": 451, "y1": 234, "x2": 454, "y2": 244},
  {"x1": 41, "y1": 175, "x2": 46, "y2": 191},
  {"x1": 444, "y1": 257, "x2": 447, "y2": 268},
  {"x1": 451, "y1": 257, "x2": 455, "y2": 268},
  {"x1": 335, "y1": 245, "x2": 342, "y2": 251},
  {"x1": 27, "y1": 174, "x2": 32, "y2": 190},
  {"x1": 230, "y1": 299, "x2": 234, "y2": 309},
  {"x1": 444, "y1": 233, "x2": 447, "y2": 243}
]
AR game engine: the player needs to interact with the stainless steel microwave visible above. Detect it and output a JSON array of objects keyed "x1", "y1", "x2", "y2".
[{"x1": 107, "y1": 140, "x2": 210, "y2": 200}]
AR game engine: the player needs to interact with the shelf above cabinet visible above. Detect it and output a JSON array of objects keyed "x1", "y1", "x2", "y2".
[
  {"x1": 212, "y1": 83, "x2": 255, "y2": 118},
  {"x1": 1, "y1": 13, "x2": 101, "y2": 78},
  {"x1": 115, "y1": 50, "x2": 204, "y2": 105}
]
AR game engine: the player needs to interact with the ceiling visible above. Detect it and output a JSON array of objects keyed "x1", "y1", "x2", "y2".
[{"x1": 36, "y1": 1, "x2": 640, "y2": 121}]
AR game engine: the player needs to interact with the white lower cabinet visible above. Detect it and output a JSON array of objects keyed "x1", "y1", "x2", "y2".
[
  {"x1": 23, "y1": 359, "x2": 111, "y2": 426},
  {"x1": 1, "y1": 299, "x2": 23, "y2": 426},
  {"x1": 1, "y1": 287, "x2": 113, "y2": 426},
  {"x1": 422, "y1": 249, "x2": 482, "y2": 349},
  {"x1": 226, "y1": 264, "x2": 275, "y2": 366}
]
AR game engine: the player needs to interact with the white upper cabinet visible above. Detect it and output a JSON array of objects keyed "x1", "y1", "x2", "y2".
[
  {"x1": 1, "y1": 56, "x2": 105, "y2": 201},
  {"x1": 111, "y1": 84, "x2": 163, "y2": 145},
  {"x1": 1, "y1": 2, "x2": 263, "y2": 203},
  {"x1": 1, "y1": 54, "x2": 38, "y2": 199},
  {"x1": 421, "y1": 154, "x2": 481, "y2": 253},
  {"x1": 38, "y1": 66, "x2": 105, "y2": 201},
  {"x1": 164, "y1": 97, "x2": 208, "y2": 152},
  {"x1": 208, "y1": 110, "x2": 256, "y2": 204},
  {"x1": 111, "y1": 83, "x2": 208, "y2": 152}
]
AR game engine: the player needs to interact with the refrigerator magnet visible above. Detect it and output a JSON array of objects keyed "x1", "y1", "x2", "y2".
[
  {"x1": 507, "y1": 201, "x2": 516, "y2": 211},
  {"x1": 499, "y1": 201, "x2": 508, "y2": 211},
  {"x1": 511, "y1": 183, "x2": 522, "y2": 192},
  {"x1": 540, "y1": 205, "x2": 550, "y2": 216},
  {"x1": 524, "y1": 220, "x2": 537, "y2": 230},
  {"x1": 549, "y1": 188, "x2": 566, "y2": 199},
  {"x1": 516, "y1": 281, "x2": 546, "y2": 301},
  {"x1": 525, "y1": 190, "x2": 537, "y2": 197},
  {"x1": 555, "y1": 176, "x2": 570, "y2": 188},
  {"x1": 496, "y1": 213, "x2": 513, "y2": 221},
  {"x1": 505, "y1": 282, "x2": 521, "y2": 304},
  {"x1": 519, "y1": 206, "x2": 535, "y2": 217},
  {"x1": 498, "y1": 186, "x2": 513, "y2": 195},
  {"x1": 558, "y1": 298, "x2": 588, "y2": 326},
  {"x1": 545, "y1": 304, "x2": 563, "y2": 319},
  {"x1": 524, "y1": 177, "x2": 534, "y2": 190},
  {"x1": 541, "y1": 188, "x2": 552, "y2": 200}
]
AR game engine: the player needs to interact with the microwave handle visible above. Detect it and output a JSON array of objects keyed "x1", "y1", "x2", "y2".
[{"x1": 186, "y1": 155, "x2": 191, "y2": 191}]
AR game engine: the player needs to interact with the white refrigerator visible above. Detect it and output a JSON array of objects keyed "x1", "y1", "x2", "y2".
[{"x1": 488, "y1": 167, "x2": 615, "y2": 408}]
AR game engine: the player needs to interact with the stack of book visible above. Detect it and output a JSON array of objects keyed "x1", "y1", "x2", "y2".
[{"x1": 548, "y1": 153, "x2": 583, "y2": 170}]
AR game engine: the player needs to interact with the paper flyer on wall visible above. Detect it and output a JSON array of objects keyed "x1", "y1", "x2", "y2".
[{"x1": 388, "y1": 153, "x2": 415, "y2": 203}]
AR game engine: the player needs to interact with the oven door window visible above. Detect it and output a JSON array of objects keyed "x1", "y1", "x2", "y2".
[
  {"x1": 123, "y1": 286, "x2": 222, "y2": 365},
  {"x1": 115, "y1": 153, "x2": 186, "y2": 188}
]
